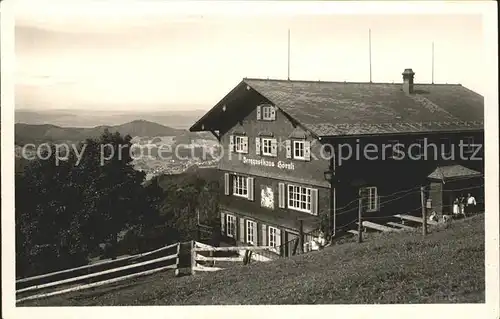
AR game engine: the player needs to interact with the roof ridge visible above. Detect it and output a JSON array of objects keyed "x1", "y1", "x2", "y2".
[{"x1": 243, "y1": 77, "x2": 462, "y2": 86}]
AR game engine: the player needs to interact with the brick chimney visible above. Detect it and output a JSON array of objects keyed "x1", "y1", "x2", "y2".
[{"x1": 402, "y1": 68, "x2": 415, "y2": 94}]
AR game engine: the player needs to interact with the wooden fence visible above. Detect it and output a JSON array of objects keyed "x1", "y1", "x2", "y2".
[
  {"x1": 190, "y1": 241, "x2": 276, "y2": 273},
  {"x1": 16, "y1": 242, "x2": 182, "y2": 303},
  {"x1": 16, "y1": 240, "x2": 288, "y2": 302}
]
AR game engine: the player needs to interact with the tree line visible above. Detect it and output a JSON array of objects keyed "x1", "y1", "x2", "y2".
[{"x1": 15, "y1": 130, "x2": 220, "y2": 278}]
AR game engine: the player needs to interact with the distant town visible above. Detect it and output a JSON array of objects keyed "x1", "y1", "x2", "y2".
[{"x1": 15, "y1": 134, "x2": 221, "y2": 180}]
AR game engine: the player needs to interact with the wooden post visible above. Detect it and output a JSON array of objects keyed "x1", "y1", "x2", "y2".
[
  {"x1": 358, "y1": 198, "x2": 363, "y2": 243},
  {"x1": 292, "y1": 238, "x2": 299, "y2": 256},
  {"x1": 174, "y1": 243, "x2": 181, "y2": 277},
  {"x1": 190, "y1": 240, "x2": 196, "y2": 275},
  {"x1": 299, "y1": 220, "x2": 304, "y2": 254},
  {"x1": 421, "y1": 186, "x2": 427, "y2": 236}
]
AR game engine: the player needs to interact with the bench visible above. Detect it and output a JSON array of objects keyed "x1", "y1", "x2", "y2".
[
  {"x1": 358, "y1": 221, "x2": 402, "y2": 233},
  {"x1": 394, "y1": 214, "x2": 439, "y2": 226},
  {"x1": 386, "y1": 222, "x2": 415, "y2": 231}
]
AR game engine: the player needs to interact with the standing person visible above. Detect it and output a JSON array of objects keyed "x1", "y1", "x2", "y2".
[
  {"x1": 459, "y1": 194, "x2": 466, "y2": 218},
  {"x1": 452, "y1": 197, "x2": 460, "y2": 217},
  {"x1": 466, "y1": 193, "x2": 477, "y2": 216}
]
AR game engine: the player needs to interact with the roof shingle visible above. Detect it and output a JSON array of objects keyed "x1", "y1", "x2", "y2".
[{"x1": 243, "y1": 79, "x2": 484, "y2": 137}]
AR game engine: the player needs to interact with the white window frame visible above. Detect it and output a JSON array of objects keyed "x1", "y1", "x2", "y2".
[
  {"x1": 464, "y1": 136, "x2": 474, "y2": 154},
  {"x1": 246, "y1": 220, "x2": 256, "y2": 245},
  {"x1": 234, "y1": 135, "x2": 246, "y2": 153},
  {"x1": 261, "y1": 138, "x2": 275, "y2": 156},
  {"x1": 287, "y1": 184, "x2": 312, "y2": 213},
  {"x1": 366, "y1": 186, "x2": 378, "y2": 212},
  {"x1": 293, "y1": 140, "x2": 305, "y2": 160},
  {"x1": 232, "y1": 175, "x2": 248, "y2": 198},
  {"x1": 226, "y1": 214, "x2": 236, "y2": 238},
  {"x1": 268, "y1": 226, "x2": 278, "y2": 248},
  {"x1": 262, "y1": 106, "x2": 274, "y2": 120}
]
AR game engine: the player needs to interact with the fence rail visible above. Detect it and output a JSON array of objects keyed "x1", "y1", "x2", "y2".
[
  {"x1": 16, "y1": 242, "x2": 183, "y2": 303},
  {"x1": 190, "y1": 241, "x2": 275, "y2": 273},
  {"x1": 16, "y1": 242, "x2": 179, "y2": 289}
]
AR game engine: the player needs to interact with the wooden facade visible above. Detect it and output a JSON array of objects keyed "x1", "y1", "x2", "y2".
[{"x1": 190, "y1": 69, "x2": 484, "y2": 255}]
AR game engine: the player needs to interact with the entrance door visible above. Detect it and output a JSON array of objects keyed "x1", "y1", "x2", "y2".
[{"x1": 284, "y1": 231, "x2": 299, "y2": 257}]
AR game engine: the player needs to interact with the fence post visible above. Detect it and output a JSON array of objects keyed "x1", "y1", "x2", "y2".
[
  {"x1": 421, "y1": 186, "x2": 427, "y2": 236},
  {"x1": 190, "y1": 240, "x2": 196, "y2": 275},
  {"x1": 292, "y1": 238, "x2": 299, "y2": 256},
  {"x1": 358, "y1": 197, "x2": 363, "y2": 243},
  {"x1": 174, "y1": 243, "x2": 181, "y2": 277}
]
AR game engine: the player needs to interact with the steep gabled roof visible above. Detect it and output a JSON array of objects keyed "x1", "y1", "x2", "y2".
[
  {"x1": 427, "y1": 164, "x2": 482, "y2": 182},
  {"x1": 190, "y1": 78, "x2": 484, "y2": 137}
]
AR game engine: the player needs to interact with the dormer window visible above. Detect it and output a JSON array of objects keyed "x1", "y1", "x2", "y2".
[{"x1": 257, "y1": 104, "x2": 276, "y2": 121}]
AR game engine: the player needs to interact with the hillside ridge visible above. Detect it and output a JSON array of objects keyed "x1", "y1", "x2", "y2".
[
  {"x1": 15, "y1": 120, "x2": 214, "y2": 145},
  {"x1": 19, "y1": 215, "x2": 485, "y2": 306}
]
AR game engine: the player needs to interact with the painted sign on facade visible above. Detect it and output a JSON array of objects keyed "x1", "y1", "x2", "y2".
[
  {"x1": 241, "y1": 156, "x2": 295, "y2": 170},
  {"x1": 261, "y1": 186, "x2": 274, "y2": 209}
]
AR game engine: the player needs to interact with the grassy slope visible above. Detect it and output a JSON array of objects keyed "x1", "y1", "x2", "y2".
[{"x1": 21, "y1": 215, "x2": 484, "y2": 306}]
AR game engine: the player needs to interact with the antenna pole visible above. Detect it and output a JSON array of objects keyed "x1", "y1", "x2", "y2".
[
  {"x1": 432, "y1": 42, "x2": 434, "y2": 84},
  {"x1": 369, "y1": 29, "x2": 372, "y2": 83},
  {"x1": 287, "y1": 29, "x2": 291, "y2": 81}
]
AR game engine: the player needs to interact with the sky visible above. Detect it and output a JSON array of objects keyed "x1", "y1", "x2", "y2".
[{"x1": 14, "y1": 2, "x2": 485, "y2": 111}]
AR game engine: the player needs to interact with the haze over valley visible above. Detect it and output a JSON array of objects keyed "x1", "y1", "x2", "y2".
[{"x1": 15, "y1": 109, "x2": 220, "y2": 180}]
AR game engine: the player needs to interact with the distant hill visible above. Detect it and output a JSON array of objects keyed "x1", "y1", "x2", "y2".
[
  {"x1": 15, "y1": 120, "x2": 215, "y2": 146},
  {"x1": 15, "y1": 109, "x2": 208, "y2": 130}
]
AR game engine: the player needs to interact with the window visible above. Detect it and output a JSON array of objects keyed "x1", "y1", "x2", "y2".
[
  {"x1": 440, "y1": 138, "x2": 451, "y2": 156},
  {"x1": 233, "y1": 175, "x2": 248, "y2": 198},
  {"x1": 262, "y1": 106, "x2": 274, "y2": 120},
  {"x1": 268, "y1": 226, "x2": 278, "y2": 248},
  {"x1": 226, "y1": 214, "x2": 236, "y2": 238},
  {"x1": 464, "y1": 136, "x2": 474, "y2": 154},
  {"x1": 261, "y1": 138, "x2": 275, "y2": 156},
  {"x1": 246, "y1": 220, "x2": 256, "y2": 245},
  {"x1": 234, "y1": 135, "x2": 247, "y2": 153},
  {"x1": 287, "y1": 184, "x2": 312, "y2": 213},
  {"x1": 293, "y1": 140, "x2": 305, "y2": 159},
  {"x1": 364, "y1": 186, "x2": 378, "y2": 212}
]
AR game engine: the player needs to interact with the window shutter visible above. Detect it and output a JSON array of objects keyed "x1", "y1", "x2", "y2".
[
  {"x1": 276, "y1": 228, "x2": 281, "y2": 247},
  {"x1": 270, "y1": 106, "x2": 276, "y2": 120},
  {"x1": 243, "y1": 136, "x2": 249, "y2": 154},
  {"x1": 256, "y1": 105, "x2": 262, "y2": 120},
  {"x1": 261, "y1": 224, "x2": 267, "y2": 246},
  {"x1": 220, "y1": 212, "x2": 226, "y2": 234},
  {"x1": 247, "y1": 177, "x2": 254, "y2": 201},
  {"x1": 311, "y1": 188, "x2": 319, "y2": 215},
  {"x1": 253, "y1": 222, "x2": 258, "y2": 246},
  {"x1": 304, "y1": 141, "x2": 311, "y2": 161},
  {"x1": 239, "y1": 217, "x2": 245, "y2": 243},
  {"x1": 224, "y1": 173, "x2": 230, "y2": 195},
  {"x1": 271, "y1": 139, "x2": 278, "y2": 157},
  {"x1": 285, "y1": 140, "x2": 292, "y2": 159},
  {"x1": 377, "y1": 195, "x2": 381, "y2": 211},
  {"x1": 255, "y1": 137, "x2": 261, "y2": 155},
  {"x1": 278, "y1": 183, "x2": 286, "y2": 208},
  {"x1": 229, "y1": 135, "x2": 234, "y2": 152}
]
